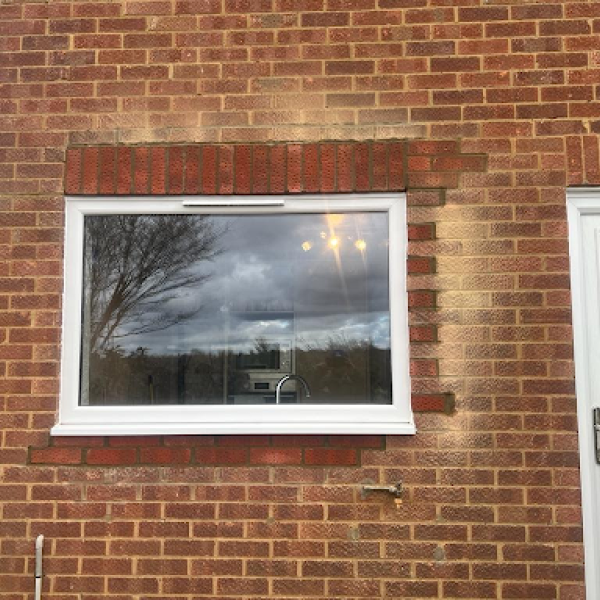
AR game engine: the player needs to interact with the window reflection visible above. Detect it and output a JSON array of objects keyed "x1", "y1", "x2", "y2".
[{"x1": 81, "y1": 212, "x2": 392, "y2": 406}]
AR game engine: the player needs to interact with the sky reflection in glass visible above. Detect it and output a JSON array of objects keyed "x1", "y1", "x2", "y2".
[{"x1": 81, "y1": 212, "x2": 392, "y2": 406}]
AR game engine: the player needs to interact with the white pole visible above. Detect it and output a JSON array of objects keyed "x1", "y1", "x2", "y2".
[{"x1": 34, "y1": 535, "x2": 44, "y2": 600}]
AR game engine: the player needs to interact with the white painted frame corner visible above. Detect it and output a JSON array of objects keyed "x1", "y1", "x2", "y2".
[
  {"x1": 53, "y1": 193, "x2": 415, "y2": 436},
  {"x1": 567, "y1": 186, "x2": 600, "y2": 600}
]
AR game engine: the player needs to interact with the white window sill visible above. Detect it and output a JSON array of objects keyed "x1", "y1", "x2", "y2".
[{"x1": 50, "y1": 420, "x2": 416, "y2": 436}]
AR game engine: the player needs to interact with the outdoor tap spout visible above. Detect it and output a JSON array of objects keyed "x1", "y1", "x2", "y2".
[{"x1": 275, "y1": 374, "x2": 311, "y2": 404}]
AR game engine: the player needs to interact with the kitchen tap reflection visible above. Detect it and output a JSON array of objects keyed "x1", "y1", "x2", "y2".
[{"x1": 275, "y1": 374, "x2": 311, "y2": 405}]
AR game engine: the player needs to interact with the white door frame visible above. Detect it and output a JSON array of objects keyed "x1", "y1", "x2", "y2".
[{"x1": 567, "y1": 187, "x2": 600, "y2": 599}]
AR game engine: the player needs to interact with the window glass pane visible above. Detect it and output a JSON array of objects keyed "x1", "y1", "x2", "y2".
[{"x1": 80, "y1": 212, "x2": 391, "y2": 406}]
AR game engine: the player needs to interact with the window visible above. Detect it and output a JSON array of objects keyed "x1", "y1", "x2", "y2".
[{"x1": 53, "y1": 194, "x2": 414, "y2": 435}]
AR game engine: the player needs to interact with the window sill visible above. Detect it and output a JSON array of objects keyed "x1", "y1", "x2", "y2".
[
  {"x1": 51, "y1": 405, "x2": 416, "y2": 436},
  {"x1": 50, "y1": 421, "x2": 416, "y2": 436}
]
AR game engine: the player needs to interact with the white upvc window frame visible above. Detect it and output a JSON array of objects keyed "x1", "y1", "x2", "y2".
[{"x1": 52, "y1": 193, "x2": 415, "y2": 436}]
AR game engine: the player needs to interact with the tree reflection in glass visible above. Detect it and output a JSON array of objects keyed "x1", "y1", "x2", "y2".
[{"x1": 81, "y1": 212, "x2": 392, "y2": 406}]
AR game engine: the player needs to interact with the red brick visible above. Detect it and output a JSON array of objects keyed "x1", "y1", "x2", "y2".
[
  {"x1": 108, "y1": 436, "x2": 161, "y2": 447},
  {"x1": 336, "y1": 143, "x2": 354, "y2": 192},
  {"x1": 304, "y1": 448, "x2": 357, "y2": 466},
  {"x1": 320, "y1": 143, "x2": 336, "y2": 192},
  {"x1": 217, "y1": 145, "x2": 234, "y2": 194},
  {"x1": 354, "y1": 143, "x2": 371, "y2": 191},
  {"x1": 232, "y1": 145, "x2": 251, "y2": 194},
  {"x1": 30, "y1": 447, "x2": 82, "y2": 465},
  {"x1": 250, "y1": 447, "x2": 303, "y2": 465},
  {"x1": 459, "y1": 6, "x2": 508, "y2": 22},
  {"x1": 286, "y1": 144, "x2": 302, "y2": 193},
  {"x1": 408, "y1": 223, "x2": 435, "y2": 241},
  {"x1": 175, "y1": 0, "x2": 221, "y2": 14},
  {"x1": 412, "y1": 106, "x2": 462, "y2": 122},
  {"x1": 115, "y1": 146, "x2": 133, "y2": 194},
  {"x1": 218, "y1": 435, "x2": 270, "y2": 446},
  {"x1": 75, "y1": 3, "x2": 121, "y2": 17},
  {"x1": 408, "y1": 256, "x2": 435, "y2": 274},
  {"x1": 412, "y1": 394, "x2": 455, "y2": 413},
  {"x1": 86, "y1": 448, "x2": 137, "y2": 465},
  {"x1": 140, "y1": 447, "x2": 191, "y2": 464},
  {"x1": 195, "y1": 447, "x2": 248, "y2": 464},
  {"x1": 251, "y1": 145, "x2": 269, "y2": 193},
  {"x1": 303, "y1": 143, "x2": 320, "y2": 192},
  {"x1": 330, "y1": 435, "x2": 383, "y2": 448},
  {"x1": 371, "y1": 142, "x2": 387, "y2": 191},
  {"x1": 408, "y1": 290, "x2": 436, "y2": 309},
  {"x1": 64, "y1": 148, "x2": 82, "y2": 194},
  {"x1": 132, "y1": 147, "x2": 150, "y2": 194},
  {"x1": 98, "y1": 17, "x2": 146, "y2": 33},
  {"x1": 201, "y1": 145, "x2": 217, "y2": 194},
  {"x1": 406, "y1": 40, "x2": 454, "y2": 56},
  {"x1": 81, "y1": 147, "x2": 99, "y2": 194},
  {"x1": 410, "y1": 325, "x2": 437, "y2": 343},
  {"x1": 98, "y1": 146, "x2": 116, "y2": 194},
  {"x1": 167, "y1": 146, "x2": 184, "y2": 194},
  {"x1": 325, "y1": 60, "x2": 374, "y2": 76}
]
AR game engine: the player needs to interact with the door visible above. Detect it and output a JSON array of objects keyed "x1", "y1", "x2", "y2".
[{"x1": 567, "y1": 188, "x2": 600, "y2": 599}]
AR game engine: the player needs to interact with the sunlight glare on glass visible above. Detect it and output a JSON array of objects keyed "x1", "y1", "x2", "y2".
[{"x1": 326, "y1": 214, "x2": 345, "y2": 227}]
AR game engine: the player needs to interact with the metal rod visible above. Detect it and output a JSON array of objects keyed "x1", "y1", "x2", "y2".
[
  {"x1": 182, "y1": 199, "x2": 285, "y2": 207},
  {"x1": 361, "y1": 483, "x2": 403, "y2": 498},
  {"x1": 34, "y1": 535, "x2": 44, "y2": 600}
]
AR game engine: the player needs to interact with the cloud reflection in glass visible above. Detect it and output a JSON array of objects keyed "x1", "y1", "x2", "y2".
[{"x1": 81, "y1": 212, "x2": 392, "y2": 407}]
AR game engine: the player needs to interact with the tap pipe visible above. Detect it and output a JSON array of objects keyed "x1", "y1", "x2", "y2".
[
  {"x1": 275, "y1": 374, "x2": 311, "y2": 404},
  {"x1": 34, "y1": 535, "x2": 44, "y2": 600},
  {"x1": 361, "y1": 482, "x2": 404, "y2": 498}
]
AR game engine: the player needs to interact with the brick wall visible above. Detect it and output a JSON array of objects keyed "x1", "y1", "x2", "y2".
[{"x1": 0, "y1": 0, "x2": 597, "y2": 598}]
